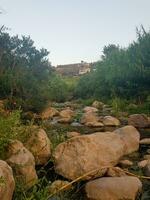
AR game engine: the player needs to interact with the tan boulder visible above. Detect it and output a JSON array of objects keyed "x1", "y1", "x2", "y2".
[
  {"x1": 6, "y1": 140, "x2": 38, "y2": 188},
  {"x1": 81, "y1": 112, "x2": 104, "y2": 127},
  {"x1": 83, "y1": 106, "x2": 98, "y2": 113},
  {"x1": 41, "y1": 107, "x2": 59, "y2": 120},
  {"x1": 25, "y1": 128, "x2": 51, "y2": 165},
  {"x1": 0, "y1": 160, "x2": 15, "y2": 200},
  {"x1": 128, "y1": 114, "x2": 150, "y2": 128},
  {"x1": 138, "y1": 160, "x2": 148, "y2": 168},
  {"x1": 66, "y1": 131, "x2": 81, "y2": 138},
  {"x1": 85, "y1": 176, "x2": 142, "y2": 200},
  {"x1": 106, "y1": 167, "x2": 127, "y2": 177},
  {"x1": 103, "y1": 116, "x2": 120, "y2": 126},
  {"x1": 92, "y1": 101, "x2": 104, "y2": 109},
  {"x1": 114, "y1": 125, "x2": 140, "y2": 155},
  {"x1": 53, "y1": 132, "x2": 125, "y2": 180},
  {"x1": 58, "y1": 108, "x2": 74, "y2": 123},
  {"x1": 140, "y1": 138, "x2": 150, "y2": 145}
]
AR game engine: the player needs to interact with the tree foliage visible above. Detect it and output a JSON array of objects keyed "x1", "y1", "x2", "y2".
[
  {"x1": 75, "y1": 26, "x2": 150, "y2": 103},
  {"x1": 0, "y1": 27, "x2": 69, "y2": 112}
]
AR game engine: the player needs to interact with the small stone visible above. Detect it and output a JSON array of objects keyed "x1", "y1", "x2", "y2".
[
  {"x1": 92, "y1": 101, "x2": 104, "y2": 109},
  {"x1": 83, "y1": 106, "x2": 98, "y2": 113},
  {"x1": 138, "y1": 160, "x2": 148, "y2": 168},
  {"x1": 48, "y1": 180, "x2": 71, "y2": 194},
  {"x1": 103, "y1": 116, "x2": 120, "y2": 126},
  {"x1": 147, "y1": 149, "x2": 150, "y2": 154},
  {"x1": 106, "y1": 167, "x2": 127, "y2": 177},
  {"x1": 41, "y1": 107, "x2": 59, "y2": 120},
  {"x1": 144, "y1": 160, "x2": 150, "y2": 176},
  {"x1": 119, "y1": 160, "x2": 133, "y2": 168},
  {"x1": 140, "y1": 138, "x2": 150, "y2": 145},
  {"x1": 66, "y1": 131, "x2": 81, "y2": 138},
  {"x1": 143, "y1": 154, "x2": 150, "y2": 160},
  {"x1": 58, "y1": 108, "x2": 74, "y2": 123}
]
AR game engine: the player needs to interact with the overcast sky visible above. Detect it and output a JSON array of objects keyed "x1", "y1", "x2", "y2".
[{"x1": 0, "y1": 0, "x2": 150, "y2": 66}]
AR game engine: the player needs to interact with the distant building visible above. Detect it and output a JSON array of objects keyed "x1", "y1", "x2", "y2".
[{"x1": 56, "y1": 61, "x2": 93, "y2": 76}]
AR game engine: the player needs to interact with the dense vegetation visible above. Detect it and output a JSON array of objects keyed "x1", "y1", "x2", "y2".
[
  {"x1": 75, "y1": 26, "x2": 150, "y2": 106},
  {"x1": 0, "y1": 26, "x2": 69, "y2": 113}
]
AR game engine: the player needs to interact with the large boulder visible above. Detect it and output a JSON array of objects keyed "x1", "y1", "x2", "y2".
[
  {"x1": 58, "y1": 108, "x2": 74, "y2": 123},
  {"x1": 85, "y1": 176, "x2": 142, "y2": 200},
  {"x1": 128, "y1": 114, "x2": 150, "y2": 128},
  {"x1": 53, "y1": 132, "x2": 125, "y2": 180},
  {"x1": 6, "y1": 140, "x2": 38, "y2": 188},
  {"x1": 81, "y1": 112, "x2": 104, "y2": 127},
  {"x1": 102, "y1": 116, "x2": 120, "y2": 126},
  {"x1": 41, "y1": 107, "x2": 59, "y2": 120},
  {"x1": 0, "y1": 160, "x2": 15, "y2": 200},
  {"x1": 25, "y1": 128, "x2": 51, "y2": 165},
  {"x1": 114, "y1": 125, "x2": 140, "y2": 155}
]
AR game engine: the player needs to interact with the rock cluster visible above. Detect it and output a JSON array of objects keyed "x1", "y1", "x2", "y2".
[{"x1": 53, "y1": 125, "x2": 140, "y2": 180}]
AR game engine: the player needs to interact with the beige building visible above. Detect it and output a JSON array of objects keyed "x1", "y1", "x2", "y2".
[{"x1": 56, "y1": 61, "x2": 92, "y2": 76}]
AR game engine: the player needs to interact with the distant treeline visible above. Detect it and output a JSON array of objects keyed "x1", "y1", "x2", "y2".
[{"x1": 75, "y1": 26, "x2": 150, "y2": 104}]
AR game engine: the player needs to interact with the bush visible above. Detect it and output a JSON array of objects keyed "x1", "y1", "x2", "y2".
[
  {"x1": 0, "y1": 111, "x2": 21, "y2": 159},
  {"x1": 75, "y1": 26, "x2": 150, "y2": 103},
  {"x1": 48, "y1": 74, "x2": 69, "y2": 102}
]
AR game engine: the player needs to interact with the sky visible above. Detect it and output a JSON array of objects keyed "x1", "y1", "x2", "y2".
[{"x1": 0, "y1": 0, "x2": 150, "y2": 66}]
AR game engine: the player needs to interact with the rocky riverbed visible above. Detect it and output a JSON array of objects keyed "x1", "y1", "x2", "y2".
[{"x1": 0, "y1": 100, "x2": 150, "y2": 200}]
